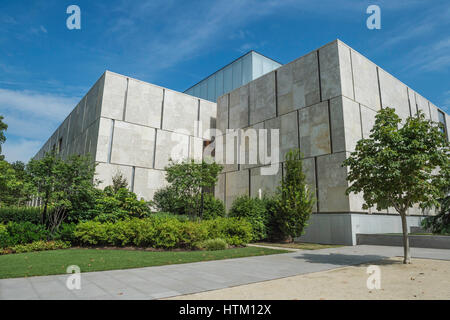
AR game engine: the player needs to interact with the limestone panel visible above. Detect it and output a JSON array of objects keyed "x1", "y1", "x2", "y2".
[
  {"x1": 220, "y1": 131, "x2": 239, "y2": 173},
  {"x1": 360, "y1": 104, "x2": 377, "y2": 138},
  {"x1": 68, "y1": 98, "x2": 86, "y2": 143},
  {"x1": 154, "y1": 129, "x2": 189, "y2": 170},
  {"x1": 199, "y1": 100, "x2": 217, "y2": 139},
  {"x1": 265, "y1": 110, "x2": 299, "y2": 162},
  {"x1": 249, "y1": 163, "x2": 282, "y2": 198},
  {"x1": 407, "y1": 87, "x2": 416, "y2": 116},
  {"x1": 429, "y1": 102, "x2": 440, "y2": 122},
  {"x1": 337, "y1": 42, "x2": 355, "y2": 100},
  {"x1": 299, "y1": 102, "x2": 331, "y2": 157},
  {"x1": 225, "y1": 170, "x2": 249, "y2": 211},
  {"x1": 110, "y1": 121, "x2": 155, "y2": 168},
  {"x1": 95, "y1": 162, "x2": 133, "y2": 190},
  {"x1": 351, "y1": 50, "x2": 381, "y2": 111},
  {"x1": 133, "y1": 168, "x2": 168, "y2": 201},
  {"x1": 84, "y1": 119, "x2": 100, "y2": 160},
  {"x1": 57, "y1": 117, "x2": 71, "y2": 159},
  {"x1": 101, "y1": 72, "x2": 127, "y2": 120},
  {"x1": 229, "y1": 85, "x2": 249, "y2": 129},
  {"x1": 316, "y1": 152, "x2": 350, "y2": 212},
  {"x1": 95, "y1": 117, "x2": 113, "y2": 163},
  {"x1": 162, "y1": 90, "x2": 198, "y2": 136},
  {"x1": 415, "y1": 93, "x2": 431, "y2": 119},
  {"x1": 240, "y1": 122, "x2": 264, "y2": 170},
  {"x1": 216, "y1": 94, "x2": 229, "y2": 134},
  {"x1": 125, "y1": 79, "x2": 163, "y2": 129},
  {"x1": 446, "y1": 114, "x2": 450, "y2": 141},
  {"x1": 277, "y1": 51, "x2": 320, "y2": 116},
  {"x1": 83, "y1": 76, "x2": 104, "y2": 130},
  {"x1": 330, "y1": 96, "x2": 362, "y2": 153},
  {"x1": 215, "y1": 173, "x2": 226, "y2": 203},
  {"x1": 249, "y1": 71, "x2": 276, "y2": 125},
  {"x1": 302, "y1": 157, "x2": 317, "y2": 212},
  {"x1": 190, "y1": 136, "x2": 203, "y2": 162},
  {"x1": 379, "y1": 69, "x2": 410, "y2": 121},
  {"x1": 319, "y1": 41, "x2": 353, "y2": 101}
]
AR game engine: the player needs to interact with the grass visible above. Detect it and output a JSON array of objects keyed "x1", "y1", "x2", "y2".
[
  {"x1": 0, "y1": 247, "x2": 288, "y2": 279},
  {"x1": 254, "y1": 242, "x2": 343, "y2": 250}
]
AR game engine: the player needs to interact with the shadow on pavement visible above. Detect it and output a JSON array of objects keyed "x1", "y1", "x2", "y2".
[{"x1": 293, "y1": 253, "x2": 395, "y2": 266}]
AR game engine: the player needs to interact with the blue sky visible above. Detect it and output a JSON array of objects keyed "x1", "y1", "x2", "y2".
[{"x1": 0, "y1": 0, "x2": 449, "y2": 162}]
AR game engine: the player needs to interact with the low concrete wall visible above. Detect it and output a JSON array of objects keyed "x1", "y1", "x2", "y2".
[
  {"x1": 296, "y1": 213, "x2": 424, "y2": 246},
  {"x1": 356, "y1": 233, "x2": 450, "y2": 249}
]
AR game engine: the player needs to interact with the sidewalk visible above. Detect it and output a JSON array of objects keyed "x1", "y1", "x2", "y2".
[{"x1": 1, "y1": 245, "x2": 449, "y2": 300}]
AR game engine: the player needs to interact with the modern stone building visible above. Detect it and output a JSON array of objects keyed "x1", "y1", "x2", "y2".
[
  {"x1": 34, "y1": 39, "x2": 449, "y2": 245},
  {"x1": 33, "y1": 71, "x2": 216, "y2": 200}
]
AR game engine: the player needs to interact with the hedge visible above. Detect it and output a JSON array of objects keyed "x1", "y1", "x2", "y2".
[
  {"x1": 0, "y1": 222, "x2": 50, "y2": 248},
  {"x1": 74, "y1": 216, "x2": 253, "y2": 249},
  {"x1": 0, "y1": 206, "x2": 43, "y2": 224},
  {"x1": 0, "y1": 240, "x2": 70, "y2": 255}
]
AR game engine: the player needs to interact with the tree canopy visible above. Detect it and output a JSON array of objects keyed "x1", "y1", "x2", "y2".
[{"x1": 343, "y1": 108, "x2": 450, "y2": 263}]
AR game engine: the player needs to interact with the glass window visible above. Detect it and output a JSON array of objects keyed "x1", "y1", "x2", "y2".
[
  {"x1": 232, "y1": 60, "x2": 242, "y2": 90},
  {"x1": 207, "y1": 75, "x2": 215, "y2": 101},
  {"x1": 216, "y1": 70, "x2": 224, "y2": 98},
  {"x1": 223, "y1": 66, "x2": 232, "y2": 94}
]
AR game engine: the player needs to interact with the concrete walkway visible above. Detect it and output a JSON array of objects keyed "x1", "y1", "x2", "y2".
[{"x1": 1, "y1": 245, "x2": 449, "y2": 300}]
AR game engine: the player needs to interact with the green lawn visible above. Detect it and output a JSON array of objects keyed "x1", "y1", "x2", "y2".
[
  {"x1": 254, "y1": 242, "x2": 343, "y2": 250},
  {"x1": 0, "y1": 247, "x2": 288, "y2": 279}
]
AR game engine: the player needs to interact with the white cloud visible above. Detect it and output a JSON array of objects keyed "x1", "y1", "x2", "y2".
[
  {"x1": 403, "y1": 37, "x2": 450, "y2": 72},
  {"x1": 0, "y1": 88, "x2": 77, "y2": 121},
  {"x1": 0, "y1": 89, "x2": 79, "y2": 161},
  {"x1": 3, "y1": 138, "x2": 42, "y2": 163}
]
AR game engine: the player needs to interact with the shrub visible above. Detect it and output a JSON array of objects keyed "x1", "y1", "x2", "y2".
[
  {"x1": 262, "y1": 197, "x2": 284, "y2": 241},
  {"x1": 197, "y1": 238, "x2": 228, "y2": 251},
  {"x1": 179, "y1": 221, "x2": 209, "y2": 247},
  {"x1": 0, "y1": 224, "x2": 8, "y2": 247},
  {"x1": 274, "y1": 149, "x2": 315, "y2": 241},
  {"x1": 3, "y1": 222, "x2": 49, "y2": 247},
  {"x1": 150, "y1": 212, "x2": 191, "y2": 222},
  {"x1": 421, "y1": 194, "x2": 450, "y2": 235},
  {"x1": 0, "y1": 206, "x2": 42, "y2": 224},
  {"x1": 73, "y1": 220, "x2": 109, "y2": 245},
  {"x1": 53, "y1": 223, "x2": 77, "y2": 243},
  {"x1": 201, "y1": 194, "x2": 225, "y2": 220},
  {"x1": 74, "y1": 216, "x2": 252, "y2": 249},
  {"x1": 204, "y1": 217, "x2": 253, "y2": 246},
  {"x1": 163, "y1": 159, "x2": 223, "y2": 218},
  {"x1": 229, "y1": 196, "x2": 268, "y2": 241},
  {"x1": 151, "y1": 186, "x2": 186, "y2": 215},
  {"x1": 0, "y1": 240, "x2": 70, "y2": 255},
  {"x1": 83, "y1": 187, "x2": 151, "y2": 223}
]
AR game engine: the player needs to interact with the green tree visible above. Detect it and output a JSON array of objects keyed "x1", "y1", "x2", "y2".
[
  {"x1": 274, "y1": 149, "x2": 315, "y2": 241},
  {"x1": 0, "y1": 160, "x2": 34, "y2": 206},
  {"x1": 27, "y1": 152, "x2": 97, "y2": 233},
  {"x1": 110, "y1": 171, "x2": 128, "y2": 193},
  {"x1": 343, "y1": 108, "x2": 450, "y2": 264},
  {"x1": 160, "y1": 159, "x2": 223, "y2": 218},
  {"x1": 0, "y1": 115, "x2": 8, "y2": 160}
]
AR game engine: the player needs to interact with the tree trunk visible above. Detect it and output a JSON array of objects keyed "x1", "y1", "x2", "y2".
[{"x1": 400, "y1": 211, "x2": 411, "y2": 264}]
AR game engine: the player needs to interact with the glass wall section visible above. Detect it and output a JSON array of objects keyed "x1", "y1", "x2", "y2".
[{"x1": 184, "y1": 51, "x2": 281, "y2": 102}]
